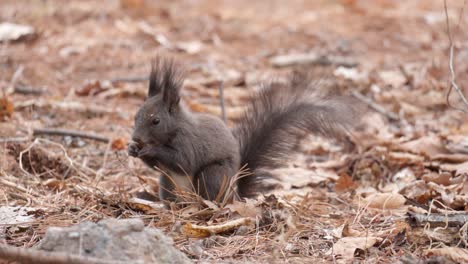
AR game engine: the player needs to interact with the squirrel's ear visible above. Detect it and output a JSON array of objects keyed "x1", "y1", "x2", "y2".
[
  {"x1": 148, "y1": 58, "x2": 163, "y2": 97},
  {"x1": 160, "y1": 58, "x2": 183, "y2": 113}
]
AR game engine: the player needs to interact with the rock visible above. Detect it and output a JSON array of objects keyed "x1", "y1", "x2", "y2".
[{"x1": 38, "y1": 218, "x2": 192, "y2": 264}]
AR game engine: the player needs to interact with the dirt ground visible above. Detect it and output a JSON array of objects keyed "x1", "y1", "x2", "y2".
[{"x1": 0, "y1": 0, "x2": 467, "y2": 263}]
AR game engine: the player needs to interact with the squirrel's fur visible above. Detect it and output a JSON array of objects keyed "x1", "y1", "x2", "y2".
[{"x1": 129, "y1": 57, "x2": 362, "y2": 203}]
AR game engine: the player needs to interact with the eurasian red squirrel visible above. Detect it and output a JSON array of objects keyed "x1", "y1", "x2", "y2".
[{"x1": 128, "y1": 57, "x2": 362, "y2": 203}]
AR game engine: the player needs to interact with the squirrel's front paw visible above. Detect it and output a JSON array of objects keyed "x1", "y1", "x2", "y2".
[
  {"x1": 137, "y1": 146, "x2": 154, "y2": 161},
  {"x1": 128, "y1": 142, "x2": 141, "y2": 157}
]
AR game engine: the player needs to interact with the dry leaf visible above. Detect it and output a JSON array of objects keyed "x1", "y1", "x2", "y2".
[
  {"x1": 111, "y1": 138, "x2": 127, "y2": 151},
  {"x1": 424, "y1": 247, "x2": 468, "y2": 263},
  {"x1": 330, "y1": 237, "x2": 382, "y2": 261},
  {"x1": 0, "y1": 206, "x2": 38, "y2": 225},
  {"x1": 120, "y1": 0, "x2": 145, "y2": 9},
  {"x1": 364, "y1": 193, "x2": 406, "y2": 210},
  {"x1": 276, "y1": 167, "x2": 339, "y2": 190},
  {"x1": 399, "y1": 180, "x2": 431, "y2": 204},
  {"x1": 75, "y1": 80, "x2": 111, "y2": 96},
  {"x1": 422, "y1": 172, "x2": 452, "y2": 186},
  {"x1": 127, "y1": 197, "x2": 164, "y2": 213},
  {"x1": 335, "y1": 173, "x2": 357, "y2": 193},
  {"x1": 175, "y1": 41, "x2": 203, "y2": 54},
  {"x1": 400, "y1": 135, "x2": 447, "y2": 158},
  {"x1": 225, "y1": 200, "x2": 260, "y2": 218},
  {"x1": 0, "y1": 97, "x2": 14, "y2": 121},
  {"x1": 378, "y1": 70, "x2": 406, "y2": 88},
  {"x1": 182, "y1": 217, "x2": 252, "y2": 238},
  {"x1": 42, "y1": 179, "x2": 66, "y2": 191},
  {"x1": 0, "y1": 23, "x2": 34, "y2": 42}
]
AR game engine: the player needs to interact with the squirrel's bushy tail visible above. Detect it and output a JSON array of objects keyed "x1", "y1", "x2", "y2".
[{"x1": 234, "y1": 73, "x2": 363, "y2": 197}]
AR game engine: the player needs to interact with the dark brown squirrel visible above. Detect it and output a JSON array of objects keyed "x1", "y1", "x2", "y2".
[{"x1": 128, "y1": 57, "x2": 362, "y2": 203}]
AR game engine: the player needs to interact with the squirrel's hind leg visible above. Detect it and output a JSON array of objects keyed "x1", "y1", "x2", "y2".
[{"x1": 194, "y1": 161, "x2": 237, "y2": 202}]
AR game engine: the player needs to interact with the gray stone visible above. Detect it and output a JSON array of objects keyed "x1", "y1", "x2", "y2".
[{"x1": 38, "y1": 218, "x2": 192, "y2": 264}]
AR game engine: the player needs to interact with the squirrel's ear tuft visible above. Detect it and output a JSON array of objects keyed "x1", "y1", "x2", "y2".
[
  {"x1": 148, "y1": 57, "x2": 184, "y2": 102},
  {"x1": 160, "y1": 58, "x2": 183, "y2": 113}
]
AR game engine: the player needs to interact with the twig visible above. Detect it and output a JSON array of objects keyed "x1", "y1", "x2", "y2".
[
  {"x1": 15, "y1": 99, "x2": 130, "y2": 118},
  {"x1": 6, "y1": 65, "x2": 24, "y2": 95},
  {"x1": 270, "y1": 53, "x2": 357, "y2": 68},
  {"x1": 0, "y1": 172, "x2": 38, "y2": 197},
  {"x1": 0, "y1": 244, "x2": 124, "y2": 264},
  {"x1": 351, "y1": 91, "x2": 399, "y2": 121},
  {"x1": 33, "y1": 128, "x2": 109, "y2": 143},
  {"x1": 0, "y1": 136, "x2": 29, "y2": 143},
  {"x1": 110, "y1": 76, "x2": 147, "y2": 83},
  {"x1": 14, "y1": 84, "x2": 44, "y2": 95},
  {"x1": 444, "y1": 0, "x2": 468, "y2": 112},
  {"x1": 407, "y1": 211, "x2": 467, "y2": 228},
  {"x1": 218, "y1": 81, "x2": 227, "y2": 123}
]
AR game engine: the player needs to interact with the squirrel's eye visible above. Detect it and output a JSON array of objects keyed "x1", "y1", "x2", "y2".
[{"x1": 152, "y1": 118, "x2": 160, "y2": 125}]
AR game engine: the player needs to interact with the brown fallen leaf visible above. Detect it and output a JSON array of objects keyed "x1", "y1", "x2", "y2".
[
  {"x1": 225, "y1": 200, "x2": 261, "y2": 218},
  {"x1": 42, "y1": 178, "x2": 66, "y2": 191},
  {"x1": 399, "y1": 180, "x2": 432, "y2": 204},
  {"x1": 120, "y1": 0, "x2": 144, "y2": 9},
  {"x1": 330, "y1": 237, "x2": 382, "y2": 261},
  {"x1": 0, "y1": 96, "x2": 14, "y2": 121},
  {"x1": 75, "y1": 80, "x2": 110, "y2": 96},
  {"x1": 126, "y1": 197, "x2": 164, "y2": 214},
  {"x1": 364, "y1": 193, "x2": 406, "y2": 210},
  {"x1": 182, "y1": 217, "x2": 252, "y2": 238},
  {"x1": 424, "y1": 247, "x2": 468, "y2": 263},
  {"x1": 111, "y1": 138, "x2": 127, "y2": 151},
  {"x1": 422, "y1": 172, "x2": 452, "y2": 186},
  {"x1": 399, "y1": 135, "x2": 447, "y2": 158},
  {"x1": 335, "y1": 173, "x2": 357, "y2": 193}
]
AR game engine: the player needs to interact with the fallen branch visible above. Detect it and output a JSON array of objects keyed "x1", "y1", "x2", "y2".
[
  {"x1": 15, "y1": 99, "x2": 130, "y2": 118},
  {"x1": 0, "y1": 136, "x2": 29, "y2": 143},
  {"x1": 270, "y1": 53, "x2": 357, "y2": 68},
  {"x1": 0, "y1": 244, "x2": 122, "y2": 264},
  {"x1": 110, "y1": 76, "x2": 147, "y2": 83},
  {"x1": 0, "y1": 177, "x2": 35, "y2": 196},
  {"x1": 351, "y1": 91, "x2": 399, "y2": 121},
  {"x1": 407, "y1": 211, "x2": 468, "y2": 227},
  {"x1": 14, "y1": 84, "x2": 44, "y2": 95},
  {"x1": 33, "y1": 128, "x2": 109, "y2": 143}
]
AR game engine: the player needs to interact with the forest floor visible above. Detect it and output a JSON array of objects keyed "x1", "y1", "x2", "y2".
[{"x1": 0, "y1": 0, "x2": 467, "y2": 263}]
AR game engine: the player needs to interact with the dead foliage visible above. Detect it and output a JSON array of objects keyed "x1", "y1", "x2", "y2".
[{"x1": 0, "y1": 0, "x2": 467, "y2": 263}]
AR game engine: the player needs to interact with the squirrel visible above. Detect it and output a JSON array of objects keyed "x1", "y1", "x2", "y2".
[{"x1": 128, "y1": 57, "x2": 362, "y2": 204}]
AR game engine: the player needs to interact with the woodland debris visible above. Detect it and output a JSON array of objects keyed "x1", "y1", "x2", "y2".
[
  {"x1": 351, "y1": 91, "x2": 399, "y2": 121},
  {"x1": 329, "y1": 236, "x2": 382, "y2": 262},
  {"x1": 13, "y1": 84, "x2": 45, "y2": 95},
  {"x1": 33, "y1": 128, "x2": 109, "y2": 143},
  {"x1": 7, "y1": 141, "x2": 73, "y2": 178},
  {"x1": 182, "y1": 217, "x2": 253, "y2": 238},
  {"x1": 15, "y1": 99, "x2": 130, "y2": 118},
  {"x1": 363, "y1": 193, "x2": 407, "y2": 210},
  {"x1": 270, "y1": 53, "x2": 357, "y2": 67},
  {"x1": 0, "y1": 96, "x2": 14, "y2": 121},
  {"x1": 175, "y1": 41, "x2": 203, "y2": 54},
  {"x1": 0, "y1": 23, "x2": 35, "y2": 42},
  {"x1": 424, "y1": 247, "x2": 468, "y2": 263},
  {"x1": 407, "y1": 212, "x2": 468, "y2": 227}
]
